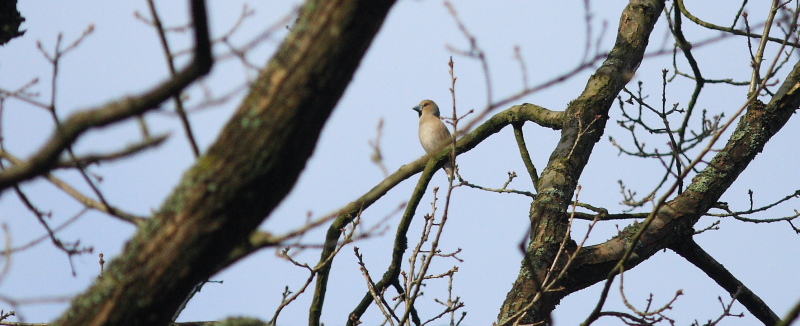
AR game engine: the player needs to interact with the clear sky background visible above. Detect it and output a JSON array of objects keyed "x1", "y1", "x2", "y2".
[{"x1": 1, "y1": 1, "x2": 799, "y2": 325}]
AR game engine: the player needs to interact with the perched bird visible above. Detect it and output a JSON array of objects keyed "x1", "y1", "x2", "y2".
[{"x1": 413, "y1": 99, "x2": 454, "y2": 180}]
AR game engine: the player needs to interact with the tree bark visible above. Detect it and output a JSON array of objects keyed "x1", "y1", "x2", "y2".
[
  {"x1": 498, "y1": 0, "x2": 800, "y2": 323},
  {"x1": 54, "y1": 0, "x2": 396, "y2": 325},
  {"x1": 671, "y1": 238, "x2": 780, "y2": 325},
  {"x1": 497, "y1": 0, "x2": 667, "y2": 323}
]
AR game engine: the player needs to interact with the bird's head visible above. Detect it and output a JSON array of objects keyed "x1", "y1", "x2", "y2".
[{"x1": 412, "y1": 99, "x2": 440, "y2": 118}]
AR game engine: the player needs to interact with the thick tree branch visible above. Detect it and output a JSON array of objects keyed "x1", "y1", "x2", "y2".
[
  {"x1": 54, "y1": 0, "x2": 396, "y2": 324},
  {"x1": 310, "y1": 102, "x2": 561, "y2": 323},
  {"x1": 564, "y1": 49, "x2": 800, "y2": 325},
  {"x1": 225, "y1": 105, "x2": 561, "y2": 271},
  {"x1": 498, "y1": 1, "x2": 665, "y2": 324},
  {"x1": 0, "y1": 0, "x2": 212, "y2": 192},
  {"x1": 670, "y1": 238, "x2": 780, "y2": 325}
]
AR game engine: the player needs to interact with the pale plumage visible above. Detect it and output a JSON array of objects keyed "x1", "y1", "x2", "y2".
[{"x1": 413, "y1": 99, "x2": 454, "y2": 180}]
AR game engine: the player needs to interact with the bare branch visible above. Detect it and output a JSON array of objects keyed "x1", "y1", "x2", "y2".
[
  {"x1": 670, "y1": 238, "x2": 779, "y2": 325},
  {"x1": 0, "y1": 0, "x2": 212, "y2": 192}
]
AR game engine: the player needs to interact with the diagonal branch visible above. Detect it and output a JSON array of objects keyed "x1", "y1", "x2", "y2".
[
  {"x1": 498, "y1": 0, "x2": 666, "y2": 323},
  {"x1": 146, "y1": 0, "x2": 201, "y2": 157},
  {"x1": 0, "y1": 0, "x2": 212, "y2": 192},
  {"x1": 569, "y1": 48, "x2": 800, "y2": 325},
  {"x1": 344, "y1": 160, "x2": 439, "y2": 326},
  {"x1": 55, "y1": 0, "x2": 397, "y2": 324},
  {"x1": 0, "y1": 151, "x2": 146, "y2": 225},
  {"x1": 309, "y1": 102, "x2": 562, "y2": 324},
  {"x1": 670, "y1": 238, "x2": 779, "y2": 325},
  {"x1": 512, "y1": 122, "x2": 539, "y2": 191}
]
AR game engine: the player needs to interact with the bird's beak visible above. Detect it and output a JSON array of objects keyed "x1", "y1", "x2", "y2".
[{"x1": 412, "y1": 105, "x2": 422, "y2": 117}]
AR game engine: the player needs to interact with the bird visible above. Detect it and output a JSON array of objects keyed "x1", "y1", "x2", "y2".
[{"x1": 413, "y1": 99, "x2": 454, "y2": 180}]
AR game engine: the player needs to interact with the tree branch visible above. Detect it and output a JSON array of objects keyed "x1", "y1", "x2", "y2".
[
  {"x1": 309, "y1": 102, "x2": 561, "y2": 324},
  {"x1": 0, "y1": 0, "x2": 212, "y2": 192},
  {"x1": 675, "y1": 0, "x2": 800, "y2": 48},
  {"x1": 512, "y1": 122, "x2": 539, "y2": 191},
  {"x1": 670, "y1": 238, "x2": 779, "y2": 325},
  {"x1": 569, "y1": 44, "x2": 800, "y2": 325},
  {"x1": 344, "y1": 160, "x2": 439, "y2": 325},
  {"x1": 498, "y1": 0, "x2": 666, "y2": 323},
  {"x1": 54, "y1": 0, "x2": 402, "y2": 324}
]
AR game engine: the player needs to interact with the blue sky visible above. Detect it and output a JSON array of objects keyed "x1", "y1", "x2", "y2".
[{"x1": 1, "y1": 1, "x2": 799, "y2": 325}]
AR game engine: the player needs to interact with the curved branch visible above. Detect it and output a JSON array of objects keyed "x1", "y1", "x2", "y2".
[
  {"x1": 676, "y1": 0, "x2": 800, "y2": 48},
  {"x1": 671, "y1": 1, "x2": 706, "y2": 144},
  {"x1": 499, "y1": 0, "x2": 666, "y2": 323},
  {"x1": 0, "y1": 0, "x2": 212, "y2": 192},
  {"x1": 310, "y1": 102, "x2": 561, "y2": 324},
  {"x1": 569, "y1": 51, "x2": 800, "y2": 323},
  {"x1": 344, "y1": 160, "x2": 439, "y2": 326}
]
